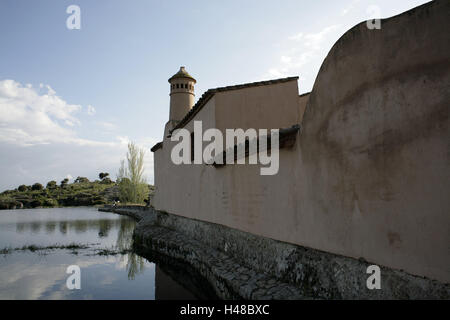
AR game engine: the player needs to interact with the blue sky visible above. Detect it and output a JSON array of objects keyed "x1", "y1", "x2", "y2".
[{"x1": 0, "y1": 0, "x2": 430, "y2": 190}]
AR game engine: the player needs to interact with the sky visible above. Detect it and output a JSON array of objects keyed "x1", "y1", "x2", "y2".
[{"x1": 0, "y1": 0, "x2": 430, "y2": 191}]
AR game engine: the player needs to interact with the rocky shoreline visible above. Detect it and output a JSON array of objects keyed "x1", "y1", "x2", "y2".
[{"x1": 99, "y1": 205, "x2": 450, "y2": 300}]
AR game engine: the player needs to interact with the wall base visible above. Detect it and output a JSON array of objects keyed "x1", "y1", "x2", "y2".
[{"x1": 100, "y1": 206, "x2": 450, "y2": 299}]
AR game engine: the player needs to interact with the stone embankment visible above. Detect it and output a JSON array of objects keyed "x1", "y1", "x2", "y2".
[
  {"x1": 100, "y1": 205, "x2": 308, "y2": 299},
  {"x1": 99, "y1": 205, "x2": 450, "y2": 299}
]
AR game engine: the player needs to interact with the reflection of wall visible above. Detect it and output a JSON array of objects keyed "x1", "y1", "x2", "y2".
[
  {"x1": 155, "y1": 266, "x2": 196, "y2": 300},
  {"x1": 140, "y1": 249, "x2": 220, "y2": 300},
  {"x1": 14, "y1": 218, "x2": 134, "y2": 236}
]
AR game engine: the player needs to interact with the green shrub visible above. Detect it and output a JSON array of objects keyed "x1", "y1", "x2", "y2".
[
  {"x1": 74, "y1": 177, "x2": 90, "y2": 184},
  {"x1": 0, "y1": 201, "x2": 9, "y2": 209},
  {"x1": 43, "y1": 198, "x2": 58, "y2": 207},
  {"x1": 30, "y1": 199, "x2": 42, "y2": 208},
  {"x1": 31, "y1": 183, "x2": 44, "y2": 191},
  {"x1": 46, "y1": 181, "x2": 57, "y2": 189},
  {"x1": 100, "y1": 177, "x2": 112, "y2": 184},
  {"x1": 0, "y1": 173, "x2": 151, "y2": 210},
  {"x1": 60, "y1": 178, "x2": 69, "y2": 188}
]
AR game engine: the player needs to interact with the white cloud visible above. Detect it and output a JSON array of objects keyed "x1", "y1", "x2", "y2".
[
  {"x1": 288, "y1": 24, "x2": 341, "y2": 48},
  {"x1": 45, "y1": 84, "x2": 56, "y2": 96},
  {"x1": 288, "y1": 32, "x2": 303, "y2": 41},
  {"x1": 280, "y1": 55, "x2": 292, "y2": 64},
  {"x1": 96, "y1": 121, "x2": 116, "y2": 131},
  {"x1": 341, "y1": 0, "x2": 361, "y2": 16},
  {"x1": 0, "y1": 79, "x2": 158, "y2": 190},
  {"x1": 302, "y1": 25, "x2": 341, "y2": 50},
  {"x1": 117, "y1": 135, "x2": 130, "y2": 145},
  {"x1": 0, "y1": 80, "x2": 82, "y2": 146},
  {"x1": 0, "y1": 80, "x2": 127, "y2": 148},
  {"x1": 262, "y1": 24, "x2": 344, "y2": 91}
]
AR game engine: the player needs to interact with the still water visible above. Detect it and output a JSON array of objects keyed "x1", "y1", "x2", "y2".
[{"x1": 0, "y1": 207, "x2": 215, "y2": 299}]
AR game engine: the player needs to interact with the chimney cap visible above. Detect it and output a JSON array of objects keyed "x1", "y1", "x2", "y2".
[{"x1": 168, "y1": 66, "x2": 196, "y2": 83}]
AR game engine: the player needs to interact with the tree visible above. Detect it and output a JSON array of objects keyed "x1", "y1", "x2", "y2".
[
  {"x1": 117, "y1": 161, "x2": 131, "y2": 201},
  {"x1": 61, "y1": 178, "x2": 69, "y2": 188},
  {"x1": 100, "y1": 177, "x2": 112, "y2": 184},
  {"x1": 44, "y1": 198, "x2": 58, "y2": 207},
  {"x1": 99, "y1": 172, "x2": 109, "y2": 180},
  {"x1": 46, "y1": 181, "x2": 57, "y2": 189},
  {"x1": 31, "y1": 183, "x2": 44, "y2": 191},
  {"x1": 74, "y1": 176, "x2": 89, "y2": 184},
  {"x1": 18, "y1": 185, "x2": 28, "y2": 192},
  {"x1": 30, "y1": 199, "x2": 42, "y2": 208},
  {"x1": 116, "y1": 142, "x2": 147, "y2": 203}
]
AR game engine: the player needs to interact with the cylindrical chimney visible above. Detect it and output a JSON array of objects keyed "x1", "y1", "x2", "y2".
[{"x1": 168, "y1": 66, "x2": 196, "y2": 122}]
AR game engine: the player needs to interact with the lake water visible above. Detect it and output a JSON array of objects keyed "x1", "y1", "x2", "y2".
[{"x1": 0, "y1": 207, "x2": 216, "y2": 300}]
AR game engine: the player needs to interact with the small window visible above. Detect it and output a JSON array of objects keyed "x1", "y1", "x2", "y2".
[{"x1": 176, "y1": 84, "x2": 179, "y2": 89}]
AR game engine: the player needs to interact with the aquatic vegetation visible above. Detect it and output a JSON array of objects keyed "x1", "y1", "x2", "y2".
[{"x1": 0, "y1": 243, "x2": 93, "y2": 254}]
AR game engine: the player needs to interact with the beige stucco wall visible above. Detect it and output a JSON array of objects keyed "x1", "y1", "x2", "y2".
[
  {"x1": 292, "y1": 0, "x2": 450, "y2": 282},
  {"x1": 215, "y1": 80, "x2": 300, "y2": 132},
  {"x1": 298, "y1": 93, "x2": 309, "y2": 124},
  {"x1": 153, "y1": 0, "x2": 450, "y2": 283},
  {"x1": 153, "y1": 96, "x2": 217, "y2": 219}
]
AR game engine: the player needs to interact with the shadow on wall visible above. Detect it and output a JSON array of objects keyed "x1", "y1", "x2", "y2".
[{"x1": 298, "y1": 0, "x2": 449, "y2": 283}]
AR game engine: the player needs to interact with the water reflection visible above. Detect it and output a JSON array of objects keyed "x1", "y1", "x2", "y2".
[
  {"x1": 59, "y1": 221, "x2": 67, "y2": 235},
  {"x1": 13, "y1": 219, "x2": 130, "y2": 237},
  {"x1": 134, "y1": 247, "x2": 219, "y2": 300},
  {"x1": 45, "y1": 221, "x2": 56, "y2": 234},
  {"x1": 0, "y1": 207, "x2": 216, "y2": 300},
  {"x1": 126, "y1": 252, "x2": 145, "y2": 280}
]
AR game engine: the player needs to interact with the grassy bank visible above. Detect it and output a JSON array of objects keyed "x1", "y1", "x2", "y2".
[{"x1": 0, "y1": 179, "x2": 153, "y2": 210}]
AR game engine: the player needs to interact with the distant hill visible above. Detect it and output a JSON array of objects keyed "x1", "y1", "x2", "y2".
[{"x1": 0, "y1": 178, "x2": 153, "y2": 210}]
